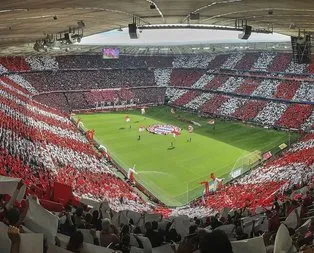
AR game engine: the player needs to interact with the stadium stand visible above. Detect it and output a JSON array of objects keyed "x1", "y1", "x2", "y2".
[
  {"x1": 201, "y1": 94, "x2": 231, "y2": 114},
  {"x1": 172, "y1": 90, "x2": 201, "y2": 107},
  {"x1": 232, "y1": 100, "x2": 268, "y2": 121},
  {"x1": 1, "y1": 52, "x2": 314, "y2": 253},
  {"x1": 276, "y1": 104, "x2": 313, "y2": 129},
  {"x1": 221, "y1": 53, "x2": 244, "y2": 69},
  {"x1": 170, "y1": 69, "x2": 205, "y2": 87},
  {"x1": 273, "y1": 80, "x2": 301, "y2": 100},
  {"x1": 252, "y1": 51, "x2": 276, "y2": 71},
  {"x1": 234, "y1": 52, "x2": 260, "y2": 70},
  {"x1": 234, "y1": 78, "x2": 260, "y2": 95},
  {"x1": 268, "y1": 53, "x2": 292, "y2": 72},
  {"x1": 204, "y1": 75, "x2": 229, "y2": 90}
]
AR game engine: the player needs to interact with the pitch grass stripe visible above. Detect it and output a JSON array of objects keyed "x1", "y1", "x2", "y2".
[{"x1": 76, "y1": 106, "x2": 298, "y2": 206}]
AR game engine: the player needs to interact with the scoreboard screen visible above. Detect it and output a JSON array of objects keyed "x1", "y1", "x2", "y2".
[{"x1": 102, "y1": 48, "x2": 120, "y2": 59}]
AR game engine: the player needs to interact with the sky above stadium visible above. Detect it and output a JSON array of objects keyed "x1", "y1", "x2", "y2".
[{"x1": 81, "y1": 28, "x2": 290, "y2": 46}]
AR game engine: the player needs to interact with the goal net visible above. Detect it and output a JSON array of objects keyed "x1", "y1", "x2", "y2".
[
  {"x1": 174, "y1": 150, "x2": 262, "y2": 206},
  {"x1": 229, "y1": 150, "x2": 262, "y2": 180}
]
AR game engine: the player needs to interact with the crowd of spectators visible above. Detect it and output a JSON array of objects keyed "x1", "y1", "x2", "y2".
[
  {"x1": 172, "y1": 54, "x2": 216, "y2": 69},
  {"x1": 0, "y1": 80, "x2": 67, "y2": 120},
  {"x1": 35, "y1": 93, "x2": 70, "y2": 112},
  {"x1": 184, "y1": 93, "x2": 214, "y2": 111},
  {"x1": 166, "y1": 88, "x2": 188, "y2": 104},
  {"x1": 308, "y1": 57, "x2": 314, "y2": 73},
  {"x1": 1, "y1": 53, "x2": 314, "y2": 253},
  {"x1": 131, "y1": 87, "x2": 165, "y2": 105},
  {"x1": 302, "y1": 111, "x2": 314, "y2": 131},
  {"x1": 268, "y1": 53, "x2": 292, "y2": 72},
  {"x1": 252, "y1": 52, "x2": 276, "y2": 71},
  {"x1": 293, "y1": 82, "x2": 314, "y2": 103},
  {"x1": 0, "y1": 76, "x2": 158, "y2": 216},
  {"x1": 251, "y1": 79, "x2": 280, "y2": 98},
  {"x1": 167, "y1": 89, "x2": 314, "y2": 130},
  {"x1": 204, "y1": 75, "x2": 229, "y2": 90},
  {"x1": 34, "y1": 88, "x2": 166, "y2": 113},
  {"x1": 285, "y1": 61, "x2": 307, "y2": 74},
  {"x1": 15, "y1": 52, "x2": 313, "y2": 131},
  {"x1": 172, "y1": 91, "x2": 201, "y2": 107},
  {"x1": 157, "y1": 69, "x2": 314, "y2": 104},
  {"x1": 0, "y1": 76, "x2": 33, "y2": 96},
  {"x1": 273, "y1": 81, "x2": 301, "y2": 100},
  {"x1": 217, "y1": 97, "x2": 246, "y2": 116},
  {"x1": 276, "y1": 104, "x2": 313, "y2": 129},
  {"x1": 216, "y1": 77, "x2": 244, "y2": 93},
  {"x1": 4, "y1": 74, "x2": 37, "y2": 94},
  {"x1": 0, "y1": 89, "x2": 74, "y2": 132},
  {"x1": 253, "y1": 102, "x2": 289, "y2": 126},
  {"x1": 154, "y1": 68, "x2": 172, "y2": 87},
  {"x1": 191, "y1": 74, "x2": 215, "y2": 89},
  {"x1": 0, "y1": 63, "x2": 8, "y2": 74},
  {"x1": 234, "y1": 78, "x2": 260, "y2": 95},
  {"x1": 232, "y1": 100, "x2": 267, "y2": 121},
  {"x1": 56, "y1": 55, "x2": 174, "y2": 69},
  {"x1": 20, "y1": 69, "x2": 156, "y2": 92},
  {"x1": 1, "y1": 52, "x2": 314, "y2": 76},
  {"x1": 201, "y1": 94, "x2": 230, "y2": 114},
  {"x1": 25, "y1": 56, "x2": 59, "y2": 71},
  {"x1": 207, "y1": 54, "x2": 230, "y2": 69},
  {"x1": 170, "y1": 69, "x2": 205, "y2": 87},
  {"x1": 0, "y1": 56, "x2": 30, "y2": 72},
  {"x1": 86, "y1": 90, "x2": 119, "y2": 104},
  {"x1": 1, "y1": 134, "x2": 314, "y2": 253},
  {"x1": 234, "y1": 52, "x2": 259, "y2": 70},
  {"x1": 221, "y1": 53, "x2": 244, "y2": 69}
]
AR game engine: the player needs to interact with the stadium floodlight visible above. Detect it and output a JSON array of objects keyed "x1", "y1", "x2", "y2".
[
  {"x1": 128, "y1": 16, "x2": 139, "y2": 39},
  {"x1": 138, "y1": 24, "x2": 272, "y2": 34}
]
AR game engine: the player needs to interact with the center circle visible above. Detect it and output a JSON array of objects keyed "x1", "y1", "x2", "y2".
[{"x1": 147, "y1": 124, "x2": 181, "y2": 135}]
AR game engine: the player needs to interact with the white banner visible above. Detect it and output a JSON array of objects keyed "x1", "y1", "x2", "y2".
[
  {"x1": 25, "y1": 198, "x2": 59, "y2": 243},
  {"x1": 274, "y1": 224, "x2": 297, "y2": 253},
  {"x1": 112, "y1": 211, "x2": 129, "y2": 228},
  {"x1": 0, "y1": 222, "x2": 44, "y2": 253},
  {"x1": 20, "y1": 233, "x2": 44, "y2": 253},
  {"x1": 169, "y1": 216, "x2": 190, "y2": 239},
  {"x1": 284, "y1": 206, "x2": 301, "y2": 229},
  {"x1": 0, "y1": 176, "x2": 25, "y2": 202},
  {"x1": 231, "y1": 236, "x2": 266, "y2": 253}
]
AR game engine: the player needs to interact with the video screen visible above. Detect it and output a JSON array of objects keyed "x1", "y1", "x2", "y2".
[{"x1": 102, "y1": 48, "x2": 120, "y2": 59}]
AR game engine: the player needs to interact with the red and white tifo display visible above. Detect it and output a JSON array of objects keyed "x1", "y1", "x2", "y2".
[{"x1": 147, "y1": 124, "x2": 181, "y2": 135}]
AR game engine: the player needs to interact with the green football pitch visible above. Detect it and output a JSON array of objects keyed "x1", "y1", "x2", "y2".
[{"x1": 76, "y1": 106, "x2": 298, "y2": 206}]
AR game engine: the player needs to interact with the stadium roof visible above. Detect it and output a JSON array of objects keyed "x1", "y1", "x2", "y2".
[{"x1": 0, "y1": 0, "x2": 313, "y2": 55}]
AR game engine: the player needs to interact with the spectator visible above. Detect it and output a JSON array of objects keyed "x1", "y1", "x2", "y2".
[
  {"x1": 297, "y1": 219, "x2": 314, "y2": 247},
  {"x1": 91, "y1": 210, "x2": 102, "y2": 230},
  {"x1": 100, "y1": 218, "x2": 120, "y2": 248},
  {"x1": 199, "y1": 230, "x2": 233, "y2": 253},
  {"x1": 8, "y1": 225, "x2": 21, "y2": 253},
  {"x1": 145, "y1": 221, "x2": 163, "y2": 247},
  {"x1": 67, "y1": 231, "x2": 84, "y2": 253},
  {"x1": 119, "y1": 224, "x2": 131, "y2": 253}
]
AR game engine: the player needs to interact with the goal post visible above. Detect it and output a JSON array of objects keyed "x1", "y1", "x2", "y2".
[
  {"x1": 176, "y1": 150, "x2": 262, "y2": 206},
  {"x1": 229, "y1": 150, "x2": 262, "y2": 180}
]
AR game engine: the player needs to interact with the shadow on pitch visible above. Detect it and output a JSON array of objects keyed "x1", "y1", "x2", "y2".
[
  {"x1": 167, "y1": 146, "x2": 175, "y2": 150},
  {"x1": 119, "y1": 127, "x2": 126, "y2": 130}
]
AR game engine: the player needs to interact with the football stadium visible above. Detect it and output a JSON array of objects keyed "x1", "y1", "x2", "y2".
[
  {"x1": 0, "y1": 1, "x2": 314, "y2": 253},
  {"x1": 76, "y1": 107, "x2": 297, "y2": 206}
]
